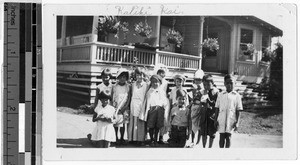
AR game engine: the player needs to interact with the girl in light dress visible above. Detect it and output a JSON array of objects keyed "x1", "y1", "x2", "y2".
[
  {"x1": 127, "y1": 68, "x2": 149, "y2": 146},
  {"x1": 112, "y1": 68, "x2": 131, "y2": 145},
  {"x1": 90, "y1": 91, "x2": 116, "y2": 148}
]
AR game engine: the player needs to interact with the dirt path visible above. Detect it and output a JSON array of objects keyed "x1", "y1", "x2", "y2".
[{"x1": 57, "y1": 111, "x2": 282, "y2": 148}]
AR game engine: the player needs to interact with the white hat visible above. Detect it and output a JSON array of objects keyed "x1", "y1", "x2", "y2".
[
  {"x1": 194, "y1": 69, "x2": 204, "y2": 79},
  {"x1": 116, "y1": 68, "x2": 129, "y2": 79}
]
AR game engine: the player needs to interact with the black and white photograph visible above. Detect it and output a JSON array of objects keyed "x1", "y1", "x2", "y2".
[{"x1": 41, "y1": 1, "x2": 297, "y2": 162}]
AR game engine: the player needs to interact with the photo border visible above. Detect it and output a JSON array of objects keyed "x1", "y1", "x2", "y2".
[{"x1": 43, "y1": 1, "x2": 298, "y2": 161}]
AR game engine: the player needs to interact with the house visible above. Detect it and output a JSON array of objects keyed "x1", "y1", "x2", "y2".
[{"x1": 56, "y1": 16, "x2": 282, "y2": 104}]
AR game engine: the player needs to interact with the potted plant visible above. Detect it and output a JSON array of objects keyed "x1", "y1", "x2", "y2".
[
  {"x1": 134, "y1": 21, "x2": 152, "y2": 38},
  {"x1": 96, "y1": 16, "x2": 129, "y2": 40},
  {"x1": 201, "y1": 38, "x2": 219, "y2": 57},
  {"x1": 166, "y1": 29, "x2": 184, "y2": 48}
]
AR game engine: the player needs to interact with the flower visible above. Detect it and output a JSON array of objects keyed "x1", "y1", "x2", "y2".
[
  {"x1": 201, "y1": 38, "x2": 219, "y2": 51},
  {"x1": 166, "y1": 29, "x2": 184, "y2": 47},
  {"x1": 134, "y1": 22, "x2": 152, "y2": 38},
  {"x1": 96, "y1": 16, "x2": 129, "y2": 38}
]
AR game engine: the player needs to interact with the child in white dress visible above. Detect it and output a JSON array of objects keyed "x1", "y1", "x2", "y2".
[
  {"x1": 127, "y1": 68, "x2": 149, "y2": 145},
  {"x1": 90, "y1": 91, "x2": 116, "y2": 148}
]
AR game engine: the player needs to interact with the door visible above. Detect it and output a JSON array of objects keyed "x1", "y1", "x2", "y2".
[{"x1": 202, "y1": 31, "x2": 219, "y2": 72}]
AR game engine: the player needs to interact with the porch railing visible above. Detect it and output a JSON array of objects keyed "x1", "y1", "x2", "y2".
[
  {"x1": 157, "y1": 51, "x2": 200, "y2": 70},
  {"x1": 95, "y1": 42, "x2": 156, "y2": 66},
  {"x1": 235, "y1": 60, "x2": 270, "y2": 77},
  {"x1": 57, "y1": 42, "x2": 201, "y2": 70}
]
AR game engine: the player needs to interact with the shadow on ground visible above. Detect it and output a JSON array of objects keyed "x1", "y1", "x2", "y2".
[{"x1": 57, "y1": 138, "x2": 171, "y2": 148}]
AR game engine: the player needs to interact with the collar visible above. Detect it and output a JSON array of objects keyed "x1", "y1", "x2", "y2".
[{"x1": 223, "y1": 90, "x2": 237, "y2": 95}]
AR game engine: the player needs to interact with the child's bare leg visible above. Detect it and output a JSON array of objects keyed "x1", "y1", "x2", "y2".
[
  {"x1": 114, "y1": 127, "x2": 119, "y2": 141},
  {"x1": 225, "y1": 133, "x2": 231, "y2": 148},
  {"x1": 202, "y1": 135, "x2": 207, "y2": 148},
  {"x1": 154, "y1": 128, "x2": 159, "y2": 142},
  {"x1": 120, "y1": 124, "x2": 125, "y2": 141},
  {"x1": 208, "y1": 135, "x2": 215, "y2": 148},
  {"x1": 191, "y1": 132, "x2": 195, "y2": 143},
  {"x1": 149, "y1": 128, "x2": 154, "y2": 142},
  {"x1": 219, "y1": 133, "x2": 225, "y2": 148},
  {"x1": 196, "y1": 131, "x2": 201, "y2": 144}
]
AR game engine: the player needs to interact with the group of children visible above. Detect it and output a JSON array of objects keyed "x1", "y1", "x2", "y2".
[{"x1": 87, "y1": 66, "x2": 243, "y2": 148}]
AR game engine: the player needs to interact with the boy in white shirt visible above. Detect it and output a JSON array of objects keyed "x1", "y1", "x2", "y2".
[{"x1": 214, "y1": 74, "x2": 243, "y2": 148}]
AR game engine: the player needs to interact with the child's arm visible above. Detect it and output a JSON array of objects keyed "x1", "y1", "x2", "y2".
[
  {"x1": 92, "y1": 88, "x2": 100, "y2": 108},
  {"x1": 234, "y1": 94, "x2": 243, "y2": 130},
  {"x1": 92, "y1": 112, "x2": 99, "y2": 122},
  {"x1": 233, "y1": 110, "x2": 240, "y2": 131},
  {"x1": 214, "y1": 108, "x2": 219, "y2": 128},
  {"x1": 120, "y1": 84, "x2": 132, "y2": 114}
]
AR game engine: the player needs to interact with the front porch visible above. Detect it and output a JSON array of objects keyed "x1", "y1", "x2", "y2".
[
  {"x1": 57, "y1": 40, "x2": 202, "y2": 104},
  {"x1": 56, "y1": 15, "x2": 280, "y2": 104}
]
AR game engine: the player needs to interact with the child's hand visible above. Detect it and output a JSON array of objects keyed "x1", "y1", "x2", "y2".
[
  {"x1": 214, "y1": 121, "x2": 219, "y2": 129},
  {"x1": 233, "y1": 122, "x2": 238, "y2": 131}
]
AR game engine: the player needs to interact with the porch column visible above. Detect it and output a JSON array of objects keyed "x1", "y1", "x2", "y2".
[
  {"x1": 228, "y1": 18, "x2": 238, "y2": 74},
  {"x1": 61, "y1": 16, "x2": 67, "y2": 46},
  {"x1": 155, "y1": 16, "x2": 161, "y2": 66},
  {"x1": 198, "y1": 16, "x2": 205, "y2": 69},
  {"x1": 91, "y1": 16, "x2": 99, "y2": 42}
]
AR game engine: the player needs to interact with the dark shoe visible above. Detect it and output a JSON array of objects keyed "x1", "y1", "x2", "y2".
[
  {"x1": 120, "y1": 139, "x2": 126, "y2": 145},
  {"x1": 158, "y1": 140, "x2": 165, "y2": 144},
  {"x1": 150, "y1": 140, "x2": 155, "y2": 147},
  {"x1": 87, "y1": 134, "x2": 92, "y2": 141}
]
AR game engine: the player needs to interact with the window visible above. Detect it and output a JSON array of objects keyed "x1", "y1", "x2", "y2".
[
  {"x1": 239, "y1": 28, "x2": 254, "y2": 61},
  {"x1": 261, "y1": 33, "x2": 272, "y2": 62}
]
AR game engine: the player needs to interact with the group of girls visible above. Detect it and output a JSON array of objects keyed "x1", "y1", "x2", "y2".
[{"x1": 88, "y1": 67, "x2": 220, "y2": 148}]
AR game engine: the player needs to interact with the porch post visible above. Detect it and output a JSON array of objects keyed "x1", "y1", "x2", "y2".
[
  {"x1": 228, "y1": 18, "x2": 238, "y2": 74},
  {"x1": 155, "y1": 16, "x2": 161, "y2": 66},
  {"x1": 61, "y1": 16, "x2": 67, "y2": 46},
  {"x1": 198, "y1": 16, "x2": 205, "y2": 70},
  {"x1": 91, "y1": 16, "x2": 99, "y2": 42}
]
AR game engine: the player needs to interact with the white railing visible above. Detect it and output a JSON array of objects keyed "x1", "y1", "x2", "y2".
[
  {"x1": 57, "y1": 42, "x2": 201, "y2": 70},
  {"x1": 257, "y1": 61, "x2": 271, "y2": 77},
  {"x1": 235, "y1": 61, "x2": 257, "y2": 76},
  {"x1": 95, "y1": 42, "x2": 156, "y2": 66},
  {"x1": 157, "y1": 51, "x2": 200, "y2": 70}
]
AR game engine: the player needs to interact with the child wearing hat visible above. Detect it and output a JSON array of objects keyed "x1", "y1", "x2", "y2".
[
  {"x1": 214, "y1": 74, "x2": 243, "y2": 148},
  {"x1": 170, "y1": 74, "x2": 189, "y2": 107},
  {"x1": 157, "y1": 68, "x2": 170, "y2": 144},
  {"x1": 127, "y1": 67, "x2": 149, "y2": 145},
  {"x1": 188, "y1": 69, "x2": 204, "y2": 147},
  {"x1": 168, "y1": 89, "x2": 192, "y2": 147},
  {"x1": 112, "y1": 68, "x2": 131, "y2": 145},
  {"x1": 90, "y1": 91, "x2": 116, "y2": 148},
  {"x1": 140, "y1": 75, "x2": 169, "y2": 146}
]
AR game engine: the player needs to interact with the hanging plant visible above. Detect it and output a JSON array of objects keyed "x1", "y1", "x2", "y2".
[
  {"x1": 96, "y1": 16, "x2": 129, "y2": 38},
  {"x1": 202, "y1": 38, "x2": 219, "y2": 52},
  {"x1": 166, "y1": 29, "x2": 184, "y2": 47},
  {"x1": 134, "y1": 17, "x2": 152, "y2": 38}
]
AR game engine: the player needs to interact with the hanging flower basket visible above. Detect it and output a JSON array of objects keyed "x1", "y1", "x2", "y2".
[
  {"x1": 166, "y1": 29, "x2": 183, "y2": 47},
  {"x1": 96, "y1": 16, "x2": 129, "y2": 38},
  {"x1": 202, "y1": 38, "x2": 219, "y2": 52},
  {"x1": 134, "y1": 21, "x2": 152, "y2": 38}
]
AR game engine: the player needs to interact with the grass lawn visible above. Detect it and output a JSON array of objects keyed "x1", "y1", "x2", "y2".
[{"x1": 238, "y1": 106, "x2": 282, "y2": 135}]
